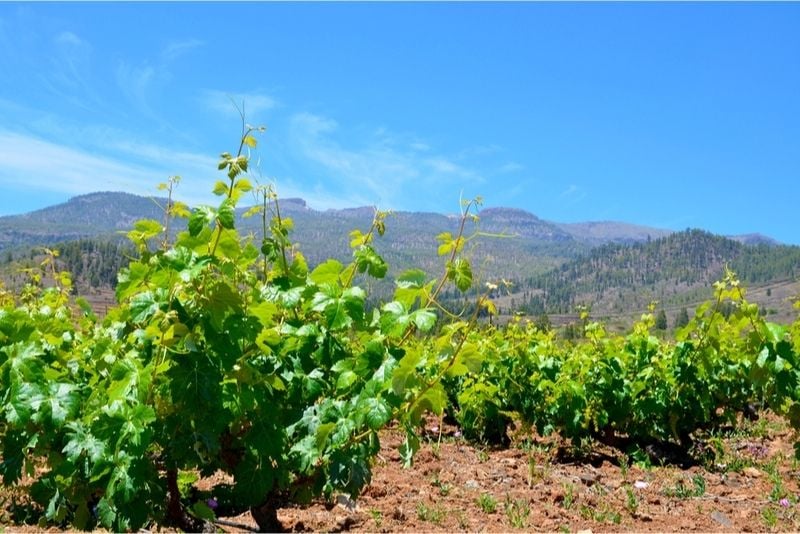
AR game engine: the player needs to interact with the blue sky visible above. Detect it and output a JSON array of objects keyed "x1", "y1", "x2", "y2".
[{"x1": 0, "y1": 3, "x2": 798, "y2": 244}]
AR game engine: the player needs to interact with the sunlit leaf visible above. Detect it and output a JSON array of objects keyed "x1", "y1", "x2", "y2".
[{"x1": 212, "y1": 180, "x2": 229, "y2": 196}]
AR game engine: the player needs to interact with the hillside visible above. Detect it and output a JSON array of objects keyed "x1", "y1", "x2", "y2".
[
  {"x1": 555, "y1": 220, "x2": 673, "y2": 245},
  {"x1": 1, "y1": 193, "x2": 797, "y2": 329},
  {"x1": 254, "y1": 206, "x2": 589, "y2": 282},
  {"x1": 0, "y1": 192, "x2": 592, "y2": 282},
  {"x1": 506, "y1": 229, "x2": 800, "y2": 327},
  {"x1": 0, "y1": 192, "x2": 167, "y2": 250}
]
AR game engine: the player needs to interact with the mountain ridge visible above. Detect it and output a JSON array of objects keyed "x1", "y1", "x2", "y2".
[
  {"x1": 1, "y1": 192, "x2": 797, "y2": 330},
  {"x1": 0, "y1": 191, "x2": 781, "y2": 248}
]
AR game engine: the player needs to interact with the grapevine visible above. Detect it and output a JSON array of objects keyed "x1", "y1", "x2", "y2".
[{"x1": 1, "y1": 128, "x2": 799, "y2": 532}]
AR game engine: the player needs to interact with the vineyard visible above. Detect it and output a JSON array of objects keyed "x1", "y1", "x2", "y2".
[{"x1": 1, "y1": 129, "x2": 799, "y2": 532}]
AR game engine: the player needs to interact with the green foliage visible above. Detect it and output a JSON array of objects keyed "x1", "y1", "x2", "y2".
[
  {"x1": 675, "y1": 307, "x2": 690, "y2": 329},
  {"x1": 0, "y1": 128, "x2": 492, "y2": 530},
  {"x1": 504, "y1": 495, "x2": 530, "y2": 528},
  {"x1": 477, "y1": 492, "x2": 497, "y2": 514},
  {"x1": 447, "y1": 269, "x2": 800, "y2": 454},
  {"x1": 518, "y1": 229, "x2": 800, "y2": 315},
  {"x1": 2, "y1": 128, "x2": 800, "y2": 532},
  {"x1": 416, "y1": 501, "x2": 444, "y2": 524},
  {"x1": 655, "y1": 308, "x2": 668, "y2": 330}
]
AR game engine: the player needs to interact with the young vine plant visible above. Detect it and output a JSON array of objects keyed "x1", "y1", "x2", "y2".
[
  {"x1": 448, "y1": 269, "x2": 800, "y2": 460},
  {"x1": 0, "y1": 125, "x2": 495, "y2": 531},
  {"x1": 1, "y1": 125, "x2": 799, "y2": 532}
]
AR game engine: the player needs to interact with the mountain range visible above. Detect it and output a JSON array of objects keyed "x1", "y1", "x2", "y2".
[
  {"x1": 0, "y1": 192, "x2": 797, "y2": 328},
  {"x1": 0, "y1": 190, "x2": 780, "y2": 255}
]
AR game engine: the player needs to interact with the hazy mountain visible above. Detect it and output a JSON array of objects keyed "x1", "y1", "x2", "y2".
[
  {"x1": 555, "y1": 221, "x2": 673, "y2": 245},
  {"x1": 728, "y1": 233, "x2": 780, "y2": 246},
  {"x1": 508, "y1": 229, "x2": 800, "y2": 325},
  {"x1": 236, "y1": 202, "x2": 585, "y2": 281},
  {"x1": 2, "y1": 192, "x2": 795, "y2": 326},
  {"x1": 0, "y1": 192, "x2": 167, "y2": 250},
  {"x1": 0, "y1": 191, "x2": 783, "y2": 252}
]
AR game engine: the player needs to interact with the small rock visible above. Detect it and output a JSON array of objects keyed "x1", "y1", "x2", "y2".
[
  {"x1": 465, "y1": 479, "x2": 480, "y2": 490},
  {"x1": 579, "y1": 473, "x2": 600, "y2": 486},
  {"x1": 711, "y1": 511, "x2": 732, "y2": 528},
  {"x1": 337, "y1": 516, "x2": 357, "y2": 530},
  {"x1": 577, "y1": 529, "x2": 593, "y2": 534},
  {"x1": 633, "y1": 480, "x2": 649, "y2": 489},
  {"x1": 723, "y1": 473, "x2": 742, "y2": 487},
  {"x1": 335, "y1": 494, "x2": 358, "y2": 513},
  {"x1": 634, "y1": 513, "x2": 653, "y2": 522},
  {"x1": 743, "y1": 467, "x2": 762, "y2": 478}
]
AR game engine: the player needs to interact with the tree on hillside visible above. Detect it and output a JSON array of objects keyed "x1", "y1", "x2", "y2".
[
  {"x1": 534, "y1": 312, "x2": 551, "y2": 332},
  {"x1": 674, "y1": 307, "x2": 690, "y2": 329},
  {"x1": 655, "y1": 309, "x2": 668, "y2": 330}
]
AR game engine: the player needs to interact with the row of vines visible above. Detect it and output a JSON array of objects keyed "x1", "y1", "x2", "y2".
[{"x1": 1, "y1": 129, "x2": 799, "y2": 531}]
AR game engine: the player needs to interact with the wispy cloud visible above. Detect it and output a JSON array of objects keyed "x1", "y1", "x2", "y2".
[
  {"x1": 0, "y1": 130, "x2": 218, "y2": 207},
  {"x1": 410, "y1": 142, "x2": 430, "y2": 152},
  {"x1": 0, "y1": 131, "x2": 157, "y2": 195},
  {"x1": 286, "y1": 112, "x2": 485, "y2": 210},
  {"x1": 116, "y1": 39, "x2": 204, "y2": 126},
  {"x1": 456, "y1": 144, "x2": 502, "y2": 159},
  {"x1": 54, "y1": 31, "x2": 83, "y2": 48},
  {"x1": 38, "y1": 29, "x2": 104, "y2": 112},
  {"x1": 116, "y1": 61, "x2": 156, "y2": 114},
  {"x1": 559, "y1": 184, "x2": 587, "y2": 204},
  {"x1": 105, "y1": 139, "x2": 218, "y2": 173},
  {"x1": 498, "y1": 161, "x2": 524, "y2": 173},
  {"x1": 425, "y1": 157, "x2": 463, "y2": 174},
  {"x1": 198, "y1": 89, "x2": 277, "y2": 121},
  {"x1": 162, "y1": 39, "x2": 204, "y2": 62}
]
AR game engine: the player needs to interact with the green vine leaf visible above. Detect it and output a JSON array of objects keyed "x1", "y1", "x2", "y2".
[
  {"x1": 188, "y1": 207, "x2": 213, "y2": 237},
  {"x1": 354, "y1": 245, "x2": 388, "y2": 279},
  {"x1": 212, "y1": 180, "x2": 229, "y2": 196},
  {"x1": 446, "y1": 257, "x2": 472, "y2": 292},
  {"x1": 217, "y1": 199, "x2": 236, "y2": 230}
]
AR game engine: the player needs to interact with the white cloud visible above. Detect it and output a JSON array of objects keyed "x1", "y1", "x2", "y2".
[
  {"x1": 287, "y1": 112, "x2": 485, "y2": 210},
  {"x1": 162, "y1": 39, "x2": 204, "y2": 62},
  {"x1": 0, "y1": 131, "x2": 156, "y2": 195},
  {"x1": 559, "y1": 184, "x2": 587, "y2": 203},
  {"x1": 425, "y1": 157, "x2": 462, "y2": 174},
  {"x1": 115, "y1": 41, "x2": 203, "y2": 127},
  {"x1": 267, "y1": 177, "x2": 375, "y2": 211},
  {"x1": 40, "y1": 29, "x2": 103, "y2": 111},
  {"x1": 498, "y1": 161, "x2": 524, "y2": 173},
  {"x1": 116, "y1": 61, "x2": 157, "y2": 114},
  {"x1": 410, "y1": 142, "x2": 430, "y2": 152},
  {"x1": 105, "y1": 138, "x2": 217, "y2": 171},
  {"x1": 54, "y1": 31, "x2": 84, "y2": 48},
  {"x1": 456, "y1": 144, "x2": 502, "y2": 158},
  {"x1": 0, "y1": 130, "x2": 217, "y2": 207},
  {"x1": 199, "y1": 89, "x2": 277, "y2": 120}
]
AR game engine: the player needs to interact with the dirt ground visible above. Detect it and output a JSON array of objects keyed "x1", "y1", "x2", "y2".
[
  {"x1": 212, "y1": 413, "x2": 800, "y2": 533},
  {"x1": 2, "y1": 413, "x2": 799, "y2": 533}
]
